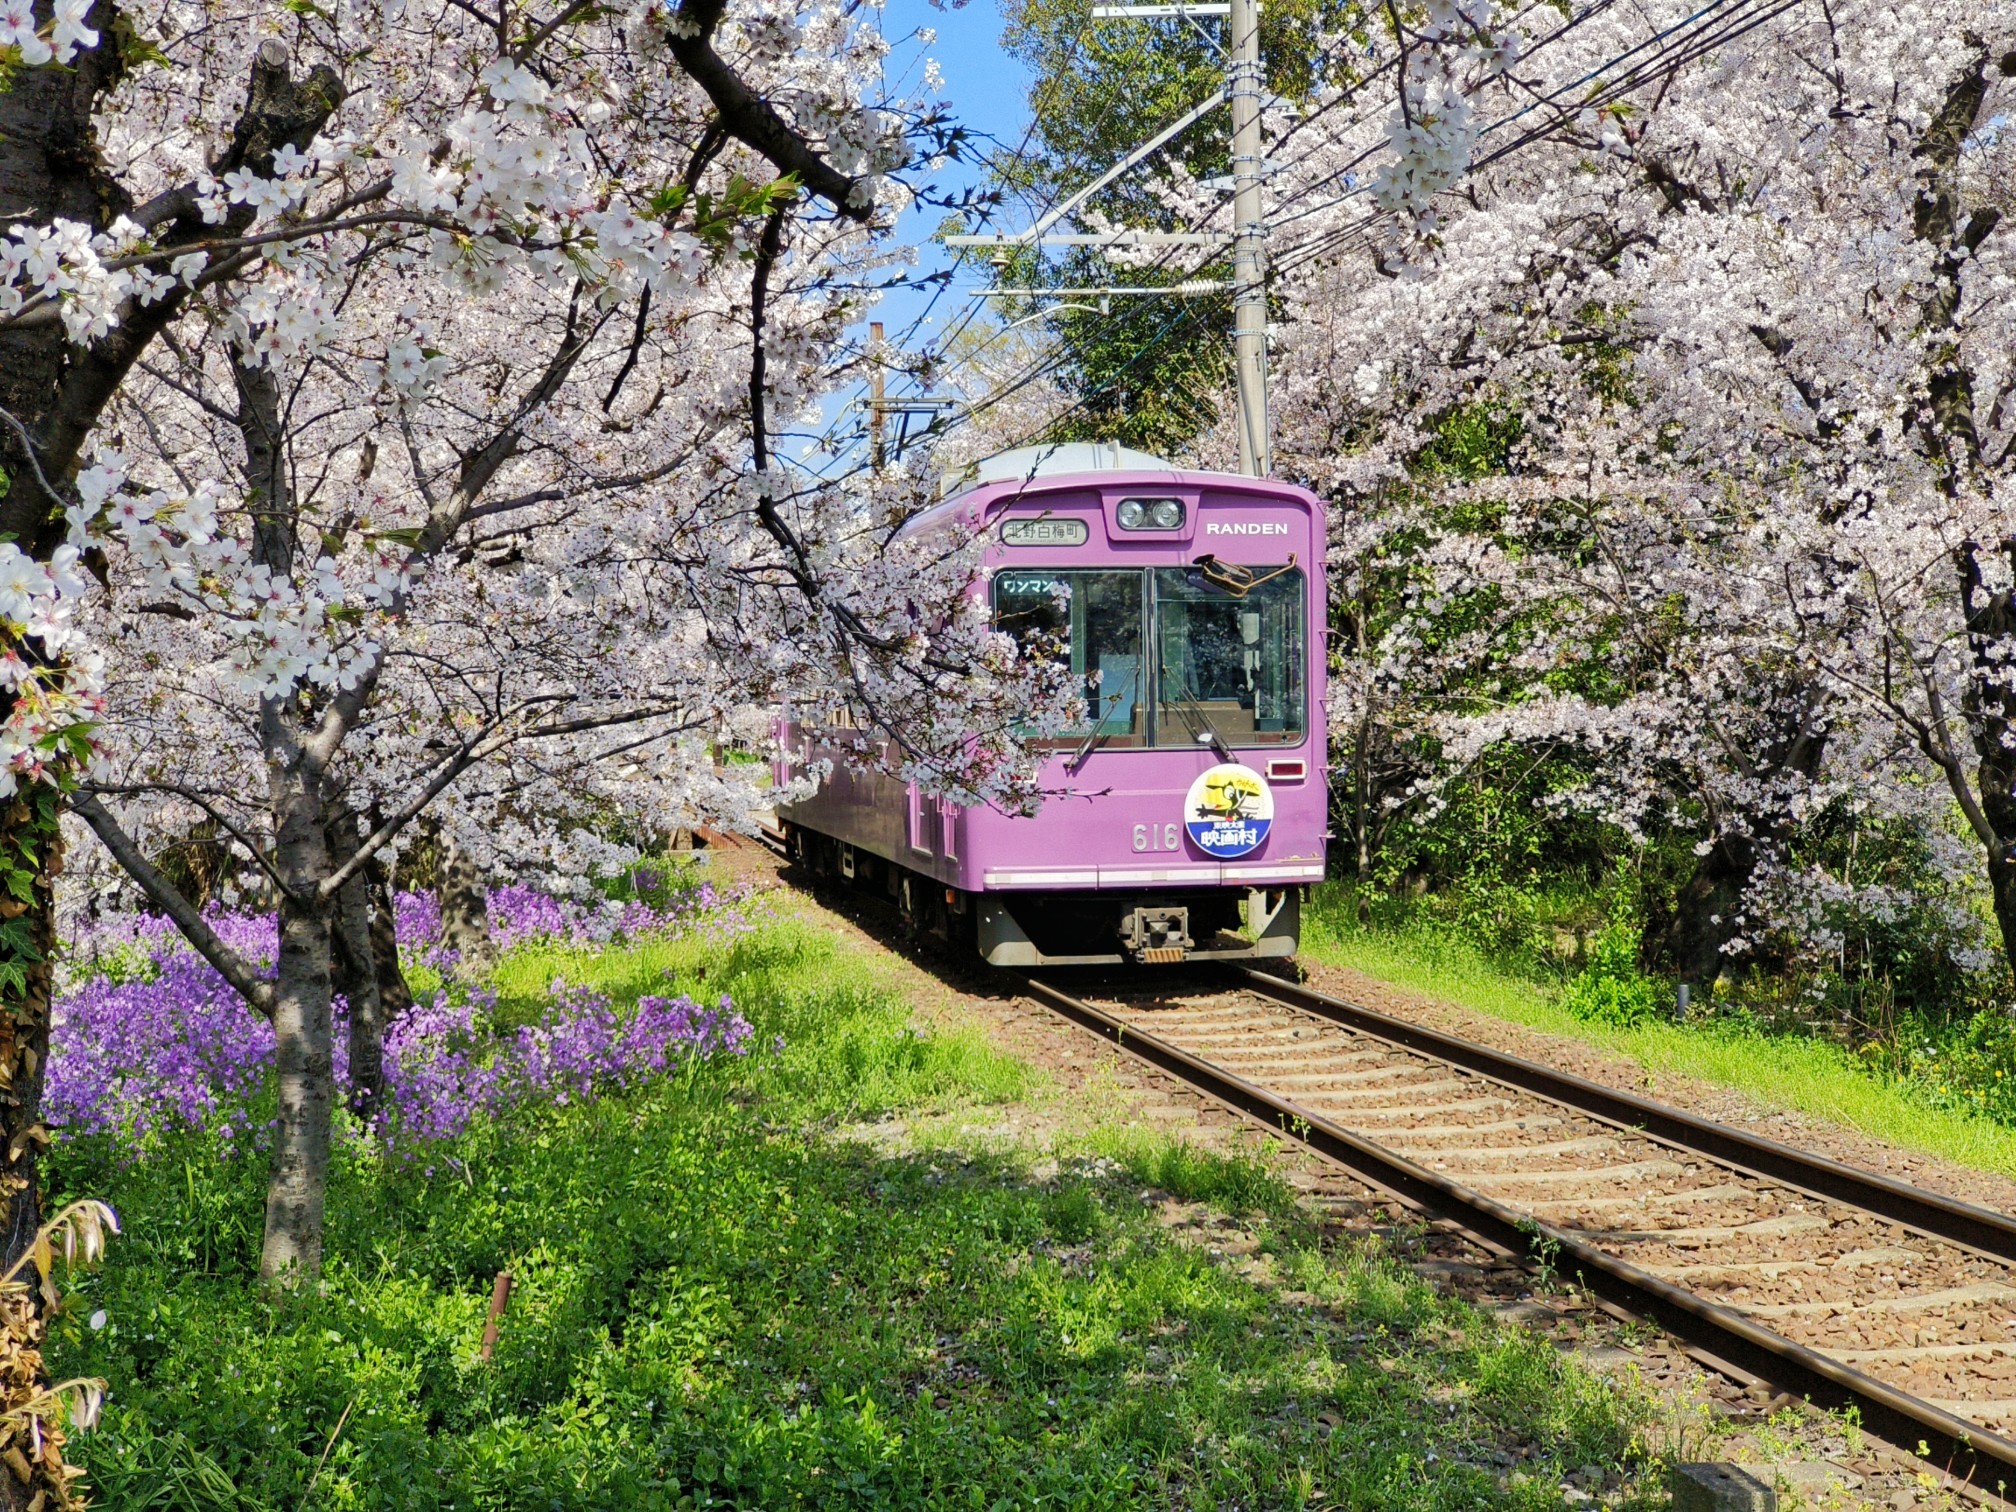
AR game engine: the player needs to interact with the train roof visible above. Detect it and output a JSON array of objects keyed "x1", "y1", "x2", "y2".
[
  {"x1": 919, "y1": 442, "x2": 1316, "y2": 536},
  {"x1": 947, "y1": 442, "x2": 1176, "y2": 489}
]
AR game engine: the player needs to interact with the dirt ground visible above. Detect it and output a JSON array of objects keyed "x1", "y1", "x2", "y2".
[{"x1": 699, "y1": 837, "x2": 1997, "y2": 1509}]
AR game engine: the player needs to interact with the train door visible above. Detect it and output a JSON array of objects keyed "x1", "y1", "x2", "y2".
[{"x1": 907, "y1": 781, "x2": 936, "y2": 862}]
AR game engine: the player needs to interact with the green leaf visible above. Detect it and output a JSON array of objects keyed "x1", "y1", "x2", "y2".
[
  {"x1": 0, "y1": 917, "x2": 41, "y2": 962},
  {"x1": 110, "y1": 13, "x2": 173, "y2": 68},
  {"x1": 647, "y1": 182, "x2": 692, "y2": 219}
]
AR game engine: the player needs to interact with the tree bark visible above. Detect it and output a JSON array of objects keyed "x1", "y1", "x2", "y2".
[
  {"x1": 1960, "y1": 542, "x2": 2016, "y2": 968},
  {"x1": 371, "y1": 871, "x2": 414, "y2": 1020},
  {"x1": 0, "y1": 801, "x2": 60, "y2": 1274},
  {"x1": 0, "y1": 0, "x2": 130, "y2": 1326},
  {"x1": 234, "y1": 347, "x2": 341, "y2": 1282},
  {"x1": 261, "y1": 773, "x2": 335, "y2": 1281},
  {"x1": 438, "y1": 830, "x2": 494, "y2": 979},
  {"x1": 1652, "y1": 831, "x2": 1760, "y2": 987},
  {"x1": 1913, "y1": 45, "x2": 2016, "y2": 970},
  {"x1": 0, "y1": 12, "x2": 134, "y2": 1502},
  {"x1": 1649, "y1": 707, "x2": 1828, "y2": 987},
  {"x1": 326, "y1": 804, "x2": 385, "y2": 1116}
]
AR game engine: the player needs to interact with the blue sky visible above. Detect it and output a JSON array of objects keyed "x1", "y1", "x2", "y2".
[
  {"x1": 798, "y1": 0, "x2": 1036, "y2": 472},
  {"x1": 880, "y1": 0, "x2": 1036, "y2": 337}
]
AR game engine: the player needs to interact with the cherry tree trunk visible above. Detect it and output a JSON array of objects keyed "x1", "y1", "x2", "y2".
[
  {"x1": 262, "y1": 775, "x2": 336, "y2": 1281},
  {"x1": 439, "y1": 831, "x2": 494, "y2": 979},
  {"x1": 0, "y1": 14, "x2": 133, "y2": 1502},
  {"x1": 1974, "y1": 737, "x2": 2016, "y2": 982},
  {"x1": 0, "y1": 797, "x2": 74, "y2": 1512},
  {"x1": 0, "y1": 0, "x2": 126, "y2": 1299},
  {"x1": 372, "y1": 869, "x2": 414, "y2": 1020},
  {"x1": 1650, "y1": 832, "x2": 1757, "y2": 989},
  {"x1": 0, "y1": 800, "x2": 60, "y2": 1273},
  {"x1": 327, "y1": 805, "x2": 386, "y2": 1116}
]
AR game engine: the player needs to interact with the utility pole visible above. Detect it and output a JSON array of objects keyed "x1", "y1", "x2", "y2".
[
  {"x1": 941, "y1": 0, "x2": 1274, "y2": 478},
  {"x1": 859, "y1": 320, "x2": 955, "y2": 469},
  {"x1": 1228, "y1": 0, "x2": 1271, "y2": 477},
  {"x1": 868, "y1": 320, "x2": 886, "y2": 473}
]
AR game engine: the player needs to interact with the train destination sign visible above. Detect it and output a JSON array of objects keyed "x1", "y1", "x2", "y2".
[
  {"x1": 1001, "y1": 517, "x2": 1090, "y2": 547},
  {"x1": 1183, "y1": 763, "x2": 1273, "y2": 858}
]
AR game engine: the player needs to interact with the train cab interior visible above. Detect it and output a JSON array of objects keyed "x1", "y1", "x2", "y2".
[{"x1": 990, "y1": 563, "x2": 1307, "y2": 752}]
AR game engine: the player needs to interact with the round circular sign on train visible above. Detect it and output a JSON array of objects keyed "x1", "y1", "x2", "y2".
[{"x1": 1182, "y1": 764, "x2": 1273, "y2": 859}]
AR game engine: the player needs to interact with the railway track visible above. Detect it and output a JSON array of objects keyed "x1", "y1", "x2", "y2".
[{"x1": 1022, "y1": 967, "x2": 2016, "y2": 1501}]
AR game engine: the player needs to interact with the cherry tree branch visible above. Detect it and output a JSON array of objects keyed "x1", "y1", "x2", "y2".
[
  {"x1": 666, "y1": 0, "x2": 873, "y2": 221},
  {"x1": 82, "y1": 780, "x2": 294, "y2": 897},
  {"x1": 34, "y1": 41, "x2": 346, "y2": 486},
  {"x1": 302, "y1": 296, "x2": 616, "y2": 773},
  {"x1": 69, "y1": 793, "x2": 278, "y2": 1018},
  {"x1": 318, "y1": 698, "x2": 695, "y2": 900}
]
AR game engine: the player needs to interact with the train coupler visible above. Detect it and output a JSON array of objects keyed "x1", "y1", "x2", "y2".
[{"x1": 1119, "y1": 905, "x2": 1192, "y2": 963}]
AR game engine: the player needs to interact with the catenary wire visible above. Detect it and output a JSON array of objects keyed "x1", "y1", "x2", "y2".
[{"x1": 923, "y1": 0, "x2": 1806, "y2": 456}]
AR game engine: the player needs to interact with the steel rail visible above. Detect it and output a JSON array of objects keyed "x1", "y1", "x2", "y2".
[
  {"x1": 1020, "y1": 974, "x2": 2016, "y2": 1499},
  {"x1": 1231, "y1": 965, "x2": 2016, "y2": 1266}
]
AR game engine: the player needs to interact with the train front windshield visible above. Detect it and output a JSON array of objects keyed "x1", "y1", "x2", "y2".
[{"x1": 991, "y1": 565, "x2": 1305, "y2": 747}]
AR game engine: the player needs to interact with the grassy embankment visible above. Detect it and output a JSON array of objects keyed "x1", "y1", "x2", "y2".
[
  {"x1": 47, "y1": 901, "x2": 1666, "y2": 1512},
  {"x1": 1303, "y1": 884, "x2": 2016, "y2": 1180}
]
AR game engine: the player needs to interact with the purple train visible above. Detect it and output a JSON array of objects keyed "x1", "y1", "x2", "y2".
[{"x1": 775, "y1": 443, "x2": 1328, "y2": 966}]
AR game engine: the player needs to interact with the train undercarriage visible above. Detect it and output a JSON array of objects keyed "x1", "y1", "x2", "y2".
[{"x1": 780, "y1": 820, "x2": 1300, "y2": 966}]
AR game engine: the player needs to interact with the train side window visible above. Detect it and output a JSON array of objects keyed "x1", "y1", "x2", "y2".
[
  {"x1": 1150, "y1": 566, "x2": 1305, "y2": 747},
  {"x1": 991, "y1": 570, "x2": 1147, "y2": 745}
]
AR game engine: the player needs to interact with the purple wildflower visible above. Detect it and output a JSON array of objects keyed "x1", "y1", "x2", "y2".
[{"x1": 49, "y1": 886, "x2": 762, "y2": 1149}]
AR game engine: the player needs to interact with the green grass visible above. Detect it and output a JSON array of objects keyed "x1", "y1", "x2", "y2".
[
  {"x1": 1305, "y1": 885, "x2": 2016, "y2": 1180},
  {"x1": 1081, "y1": 1127, "x2": 1306, "y2": 1226},
  {"x1": 45, "y1": 907, "x2": 1669, "y2": 1511}
]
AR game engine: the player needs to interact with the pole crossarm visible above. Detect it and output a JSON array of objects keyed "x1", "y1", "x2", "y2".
[
  {"x1": 863, "y1": 397, "x2": 958, "y2": 412},
  {"x1": 944, "y1": 231, "x2": 1232, "y2": 247},
  {"x1": 979, "y1": 282, "x2": 1230, "y2": 297},
  {"x1": 1091, "y1": 4, "x2": 1231, "y2": 13}
]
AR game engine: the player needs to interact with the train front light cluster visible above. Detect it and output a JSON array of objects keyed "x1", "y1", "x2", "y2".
[{"x1": 1116, "y1": 497, "x2": 1185, "y2": 531}]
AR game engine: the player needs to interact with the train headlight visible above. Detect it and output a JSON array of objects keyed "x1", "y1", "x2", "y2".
[{"x1": 1115, "y1": 497, "x2": 1185, "y2": 531}]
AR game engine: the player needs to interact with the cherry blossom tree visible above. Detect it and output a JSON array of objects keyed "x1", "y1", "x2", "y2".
[
  {"x1": 1263, "y1": 0, "x2": 2016, "y2": 978},
  {"x1": 1, "y1": 0, "x2": 1080, "y2": 1304}
]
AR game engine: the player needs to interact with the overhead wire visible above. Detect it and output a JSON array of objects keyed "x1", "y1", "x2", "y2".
[
  {"x1": 920, "y1": 0, "x2": 1635, "y2": 444},
  {"x1": 1268, "y1": 0, "x2": 1761, "y2": 248},
  {"x1": 1259, "y1": 0, "x2": 1631, "y2": 232},
  {"x1": 887, "y1": 8, "x2": 1426, "y2": 445},
  {"x1": 807, "y1": 7, "x2": 1117, "y2": 470},
  {"x1": 1266, "y1": 0, "x2": 1806, "y2": 278},
  {"x1": 921, "y1": 0, "x2": 1809, "y2": 459}
]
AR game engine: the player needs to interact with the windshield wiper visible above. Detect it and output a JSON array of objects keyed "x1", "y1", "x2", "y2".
[
  {"x1": 1166, "y1": 685, "x2": 1235, "y2": 763},
  {"x1": 1066, "y1": 690, "x2": 1128, "y2": 772}
]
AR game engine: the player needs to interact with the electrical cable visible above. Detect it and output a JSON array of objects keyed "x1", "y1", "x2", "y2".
[
  {"x1": 921, "y1": 0, "x2": 1636, "y2": 430},
  {"x1": 1266, "y1": 0, "x2": 1805, "y2": 278},
  {"x1": 921, "y1": 0, "x2": 1807, "y2": 461}
]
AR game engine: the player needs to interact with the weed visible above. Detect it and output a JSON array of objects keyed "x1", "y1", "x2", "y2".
[
  {"x1": 1094, "y1": 1129, "x2": 1298, "y2": 1220},
  {"x1": 1304, "y1": 884, "x2": 2016, "y2": 1178},
  {"x1": 48, "y1": 910, "x2": 1663, "y2": 1511},
  {"x1": 1512, "y1": 1217, "x2": 1562, "y2": 1293}
]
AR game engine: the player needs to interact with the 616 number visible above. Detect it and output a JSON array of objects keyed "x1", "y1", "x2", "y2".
[{"x1": 1132, "y1": 823, "x2": 1181, "y2": 852}]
